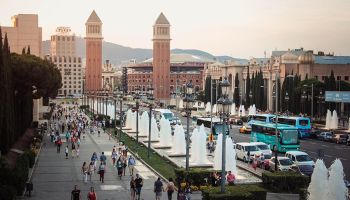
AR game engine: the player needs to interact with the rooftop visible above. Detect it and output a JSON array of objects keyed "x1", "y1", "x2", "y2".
[
  {"x1": 154, "y1": 12, "x2": 170, "y2": 25},
  {"x1": 86, "y1": 10, "x2": 102, "y2": 23},
  {"x1": 314, "y1": 56, "x2": 350, "y2": 65},
  {"x1": 143, "y1": 53, "x2": 214, "y2": 64}
]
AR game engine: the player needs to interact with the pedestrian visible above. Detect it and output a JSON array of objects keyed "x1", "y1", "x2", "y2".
[
  {"x1": 128, "y1": 155, "x2": 136, "y2": 176},
  {"x1": 116, "y1": 158, "x2": 123, "y2": 180},
  {"x1": 98, "y1": 162, "x2": 105, "y2": 183},
  {"x1": 87, "y1": 186, "x2": 97, "y2": 200},
  {"x1": 135, "y1": 173, "x2": 143, "y2": 200},
  {"x1": 99, "y1": 152, "x2": 106, "y2": 164},
  {"x1": 56, "y1": 137, "x2": 62, "y2": 153},
  {"x1": 88, "y1": 161, "x2": 95, "y2": 182},
  {"x1": 165, "y1": 178, "x2": 175, "y2": 200},
  {"x1": 111, "y1": 148, "x2": 117, "y2": 165},
  {"x1": 65, "y1": 145, "x2": 69, "y2": 159},
  {"x1": 98, "y1": 130, "x2": 100, "y2": 137},
  {"x1": 130, "y1": 176, "x2": 136, "y2": 200},
  {"x1": 91, "y1": 152, "x2": 98, "y2": 168},
  {"x1": 226, "y1": 171, "x2": 235, "y2": 186},
  {"x1": 121, "y1": 155, "x2": 127, "y2": 176},
  {"x1": 154, "y1": 177, "x2": 164, "y2": 200},
  {"x1": 71, "y1": 142, "x2": 76, "y2": 158},
  {"x1": 71, "y1": 185, "x2": 81, "y2": 200},
  {"x1": 76, "y1": 147, "x2": 80, "y2": 158},
  {"x1": 184, "y1": 182, "x2": 192, "y2": 200},
  {"x1": 82, "y1": 161, "x2": 88, "y2": 183}
]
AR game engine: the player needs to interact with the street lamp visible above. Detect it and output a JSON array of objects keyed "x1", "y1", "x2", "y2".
[
  {"x1": 303, "y1": 84, "x2": 314, "y2": 118},
  {"x1": 147, "y1": 86, "x2": 154, "y2": 159},
  {"x1": 249, "y1": 90, "x2": 252, "y2": 105},
  {"x1": 274, "y1": 72, "x2": 279, "y2": 172},
  {"x1": 318, "y1": 91, "x2": 325, "y2": 119},
  {"x1": 119, "y1": 89, "x2": 124, "y2": 143},
  {"x1": 183, "y1": 80, "x2": 194, "y2": 171},
  {"x1": 217, "y1": 76, "x2": 232, "y2": 193},
  {"x1": 285, "y1": 92, "x2": 289, "y2": 113},
  {"x1": 134, "y1": 100, "x2": 140, "y2": 150}
]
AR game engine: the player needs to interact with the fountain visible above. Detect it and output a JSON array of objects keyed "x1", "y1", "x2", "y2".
[
  {"x1": 307, "y1": 159, "x2": 328, "y2": 200},
  {"x1": 125, "y1": 110, "x2": 132, "y2": 129},
  {"x1": 231, "y1": 103, "x2": 236, "y2": 116},
  {"x1": 190, "y1": 125, "x2": 212, "y2": 166},
  {"x1": 155, "y1": 117, "x2": 172, "y2": 148},
  {"x1": 325, "y1": 110, "x2": 332, "y2": 129},
  {"x1": 213, "y1": 134, "x2": 237, "y2": 175},
  {"x1": 327, "y1": 159, "x2": 348, "y2": 200},
  {"x1": 139, "y1": 111, "x2": 149, "y2": 136},
  {"x1": 205, "y1": 102, "x2": 211, "y2": 113},
  {"x1": 150, "y1": 115, "x2": 160, "y2": 141},
  {"x1": 242, "y1": 106, "x2": 246, "y2": 117},
  {"x1": 170, "y1": 125, "x2": 186, "y2": 156},
  {"x1": 331, "y1": 110, "x2": 338, "y2": 129}
]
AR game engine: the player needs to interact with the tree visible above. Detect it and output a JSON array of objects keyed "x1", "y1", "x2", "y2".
[
  {"x1": 204, "y1": 76, "x2": 211, "y2": 103},
  {"x1": 26, "y1": 46, "x2": 30, "y2": 54},
  {"x1": 234, "y1": 72, "x2": 240, "y2": 105},
  {"x1": 245, "y1": 67, "x2": 250, "y2": 107}
]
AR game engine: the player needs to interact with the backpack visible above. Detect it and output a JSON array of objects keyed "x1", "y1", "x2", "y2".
[{"x1": 128, "y1": 158, "x2": 135, "y2": 165}]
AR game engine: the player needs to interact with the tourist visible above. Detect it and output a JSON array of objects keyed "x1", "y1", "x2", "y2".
[
  {"x1": 226, "y1": 171, "x2": 235, "y2": 186},
  {"x1": 71, "y1": 142, "x2": 76, "y2": 158},
  {"x1": 111, "y1": 148, "x2": 117, "y2": 165},
  {"x1": 65, "y1": 131, "x2": 70, "y2": 143},
  {"x1": 65, "y1": 145, "x2": 69, "y2": 159},
  {"x1": 184, "y1": 182, "x2": 192, "y2": 200},
  {"x1": 135, "y1": 173, "x2": 143, "y2": 200},
  {"x1": 154, "y1": 177, "x2": 164, "y2": 200},
  {"x1": 116, "y1": 158, "x2": 123, "y2": 180},
  {"x1": 98, "y1": 162, "x2": 105, "y2": 183},
  {"x1": 82, "y1": 162, "x2": 88, "y2": 183},
  {"x1": 99, "y1": 152, "x2": 106, "y2": 164},
  {"x1": 87, "y1": 186, "x2": 97, "y2": 200},
  {"x1": 91, "y1": 152, "x2": 98, "y2": 168},
  {"x1": 56, "y1": 137, "x2": 62, "y2": 153},
  {"x1": 165, "y1": 177, "x2": 175, "y2": 200},
  {"x1": 128, "y1": 155, "x2": 136, "y2": 176},
  {"x1": 71, "y1": 185, "x2": 81, "y2": 200},
  {"x1": 88, "y1": 161, "x2": 95, "y2": 182},
  {"x1": 121, "y1": 154, "x2": 127, "y2": 176},
  {"x1": 130, "y1": 176, "x2": 136, "y2": 200},
  {"x1": 211, "y1": 172, "x2": 219, "y2": 186}
]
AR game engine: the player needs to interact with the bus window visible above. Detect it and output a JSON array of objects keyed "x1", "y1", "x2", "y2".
[{"x1": 299, "y1": 120, "x2": 309, "y2": 126}]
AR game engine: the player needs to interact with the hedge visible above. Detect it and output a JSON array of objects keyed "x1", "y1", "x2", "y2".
[
  {"x1": 24, "y1": 149, "x2": 36, "y2": 168},
  {"x1": 0, "y1": 184, "x2": 17, "y2": 200},
  {"x1": 240, "y1": 116, "x2": 248, "y2": 122},
  {"x1": 299, "y1": 188, "x2": 308, "y2": 200},
  {"x1": 175, "y1": 168, "x2": 212, "y2": 187},
  {"x1": 262, "y1": 171, "x2": 309, "y2": 193},
  {"x1": 202, "y1": 185, "x2": 267, "y2": 200}
]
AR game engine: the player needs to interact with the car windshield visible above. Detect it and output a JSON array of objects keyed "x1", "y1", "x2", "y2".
[
  {"x1": 326, "y1": 133, "x2": 332, "y2": 136},
  {"x1": 296, "y1": 155, "x2": 312, "y2": 162},
  {"x1": 298, "y1": 165, "x2": 314, "y2": 172},
  {"x1": 257, "y1": 145, "x2": 269, "y2": 150},
  {"x1": 281, "y1": 130, "x2": 299, "y2": 144},
  {"x1": 279, "y1": 158, "x2": 293, "y2": 166},
  {"x1": 264, "y1": 154, "x2": 272, "y2": 159},
  {"x1": 245, "y1": 146, "x2": 259, "y2": 152},
  {"x1": 163, "y1": 113, "x2": 173, "y2": 120}
]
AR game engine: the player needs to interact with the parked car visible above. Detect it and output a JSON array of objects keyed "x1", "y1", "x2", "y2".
[
  {"x1": 310, "y1": 129, "x2": 321, "y2": 139},
  {"x1": 317, "y1": 131, "x2": 333, "y2": 141},
  {"x1": 239, "y1": 126, "x2": 251, "y2": 134},
  {"x1": 285, "y1": 151, "x2": 315, "y2": 167},
  {"x1": 256, "y1": 154, "x2": 272, "y2": 170},
  {"x1": 331, "y1": 133, "x2": 348, "y2": 144},
  {"x1": 230, "y1": 116, "x2": 243, "y2": 125},
  {"x1": 251, "y1": 142, "x2": 272, "y2": 157},
  {"x1": 290, "y1": 164, "x2": 314, "y2": 177},
  {"x1": 269, "y1": 157, "x2": 294, "y2": 172},
  {"x1": 235, "y1": 142, "x2": 262, "y2": 163}
]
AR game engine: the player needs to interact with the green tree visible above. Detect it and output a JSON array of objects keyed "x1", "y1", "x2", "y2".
[
  {"x1": 204, "y1": 76, "x2": 211, "y2": 103},
  {"x1": 245, "y1": 67, "x2": 250, "y2": 107},
  {"x1": 233, "y1": 72, "x2": 240, "y2": 105}
]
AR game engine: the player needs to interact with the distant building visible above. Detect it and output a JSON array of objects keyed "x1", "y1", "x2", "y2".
[
  {"x1": 2, "y1": 14, "x2": 42, "y2": 56},
  {"x1": 85, "y1": 10, "x2": 103, "y2": 92},
  {"x1": 102, "y1": 60, "x2": 121, "y2": 92},
  {"x1": 45, "y1": 27, "x2": 83, "y2": 96}
]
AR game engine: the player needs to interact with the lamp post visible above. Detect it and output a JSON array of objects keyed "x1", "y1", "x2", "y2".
[
  {"x1": 119, "y1": 89, "x2": 124, "y2": 143},
  {"x1": 318, "y1": 91, "x2": 324, "y2": 119},
  {"x1": 93, "y1": 90, "x2": 96, "y2": 117},
  {"x1": 301, "y1": 91, "x2": 307, "y2": 114},
  {"x1": 105, "y1": 90, "x2": 108, "y2": 117},
  {"x1": 147, "y1": 86, "x2": 154, "y2": 159},
  {"x1": 285, "y1": 92, "x2": 289, "y2": 113},
  {"x1": 135, "y1": 99, "x2": 140, "y2": 147},
  {"x1": 274, "y1": 72, "x2": 279, "y2": 172},
  {"x1": 183, "y1": 80, "x2": 194, "y2": 171},
  {"x1": 217, "y1": 76, "x2": 232, "y2": 193},
  {"x1": 249, "y1": 90, "x2": 252, "y2": 106},
  {"x1": 113, "y1": 90, "x2": 117, "y2": 138},
  {"x1": 302, "y1": 84, "x2": 314, "y2": 118}
]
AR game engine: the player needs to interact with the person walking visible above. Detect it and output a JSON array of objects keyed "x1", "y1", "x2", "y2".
[
  {"x1": 65, "y1": 131, "x2": 70, "y2": 143},
  {"x1": 165, "y1": 178, "x2": 175, "y2": 200},
  {"x1": 56, "y1": 137, "x2": 62, "y2": 153},
  {"x1": 65, "y1": 145, "x2": 69, "y2": 159},
  {"x1": 135, "y1": 173, "x2": 143, "y2": 200},
  {"x1": 128, "y1": 155, "x2": 136, "y2": 176},
  {"x1": 91, "y1": 152, "x2": 98, "y2": 168},
  {"x1": 88, "y1": 161, "x2": 95, "y2": 182},
  {"x1": 111, "y1": 148, "x2": 117, "y2": 165},
  {"x1": 71, "y1": 142, "x2": 76, "y2": 158},
  {"x1": 130, "y1": 176, "x2": 136, "y2": 200},
  {"x1": 82, "y1": 162, "x2": 88, "y2": 183},
  {"x1": 116, "y1": 158, "x2": 123, "y2": 180},
  {"x1": 71, "y1": 185, "x2": 81, "y2": 200},
  {"x1": 184, "y1": 182, "x2": 192, "y2": 200},
  {"x1": 87, "y1": 187, "x2": 97, "y2": 200},
  {"x1": 154, "y1": 177, "x2": 164, "y2": 200},
  {"x1": 99, "y1": 152, "x2": 107, "y2": 164},
  {"x1": 121, "y1": 154, "x2": 127, "y2": 176},
  {"x1": 98, "y1": 162, "x2": 105, "y2": 183}
]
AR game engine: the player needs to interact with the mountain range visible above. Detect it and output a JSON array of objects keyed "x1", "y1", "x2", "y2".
[{"x1": 42, "y1": 37, "x2": 247, "y2": 65}]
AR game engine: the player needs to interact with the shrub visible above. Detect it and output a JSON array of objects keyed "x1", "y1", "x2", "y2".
[
  {"x1": 174, "y1": 168, "x2": 212, "y2": 187},
  {"x1": 0, "y1": 185, "x2": 17, "y2": 200},
  {"x1": 299, "y1": 188, "x2": 308, "y2": 200},
  {"x1": 12, "y1": 154, "x2": 30, "y2": 194},
  {"x1": 262, "y1": 171, "x2": 309, "y2": 193},
  {"x1": 24, "y1": 149, "x2": 36, "y2": 168},
  {"x1": 240, "y1": 116, "x2": 248, "y2": 122},
  {"x1": 202, "y1": 185, "x2": 267, "y2": 200}
]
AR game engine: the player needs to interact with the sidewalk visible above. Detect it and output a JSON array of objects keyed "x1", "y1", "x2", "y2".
[{"x1": 25, "y1": 108, "x2": 201, "y2": 200}]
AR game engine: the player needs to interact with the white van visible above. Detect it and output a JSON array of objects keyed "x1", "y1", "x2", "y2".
[
  {"x1": 235, "y1": 142, "x2": 262, "y2": 162},
  {"x1": 250, "y1": 142, "x2": 272, "y2": 159},
  {"x1": 285, "y1": 151, "x2": 314, "y2": 167},
  {"x1": 153, "y1": 109, "x2": 176, "y2": 124}
]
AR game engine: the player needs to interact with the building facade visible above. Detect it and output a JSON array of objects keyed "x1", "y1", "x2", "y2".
[
  {"x1": 50, "y1": 27, "x2": 76, "y2": 57},
  {"x1": 152, "y1": 13, "x2": 171, "y2": 101},
  {"x1": 2, "y1": 14, "x2": 42, "y2": 56},
  {"x1": 85, "y1": 10, "x2": 103, "y2": 92},
  {"x1": 102, "y1": 60, "x2": 121, "y2": 92}
]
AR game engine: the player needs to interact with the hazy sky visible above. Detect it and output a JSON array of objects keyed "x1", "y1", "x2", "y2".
[{"x1": 1, "y1": 0, "x2": 350, "y2": 58}]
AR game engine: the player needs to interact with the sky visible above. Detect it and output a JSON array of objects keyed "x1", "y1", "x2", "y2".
[{"x1": 1, "y1": 0, "x2": 350, "y2": 58}]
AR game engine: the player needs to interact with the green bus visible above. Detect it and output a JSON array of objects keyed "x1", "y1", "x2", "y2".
[{"x1": 250, "y1": 122, "x2": 300, "y2": 153}]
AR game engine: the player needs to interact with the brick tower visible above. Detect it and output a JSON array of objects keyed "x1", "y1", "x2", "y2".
[
  {"x1": 85, "y1": 10, "x2": 103, "y2": 91},
  {"x1": 152, "y1": 13, "x2": 171, "y2": 101}
]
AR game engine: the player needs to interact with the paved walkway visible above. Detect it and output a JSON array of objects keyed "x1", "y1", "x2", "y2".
[{"x1": 26, "y1": 106, "x2": 201, "y2": 200}]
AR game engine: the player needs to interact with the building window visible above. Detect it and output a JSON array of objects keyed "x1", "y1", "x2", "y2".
[
  {"x1": 314, "y1": 76, "x2": 318, "y2": 80},
  {"x1": 337, "y1": 76, "x2": 341, "y2": 81},
  {"x1": 345, "y1": 76, "x2": 349, "y2": 81},
  {"x1": 322, "y1": 76, "x2": 326, "y2": 81}
]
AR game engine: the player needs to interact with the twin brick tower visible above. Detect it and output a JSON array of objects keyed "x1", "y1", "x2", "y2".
[{"x1": 85, "y1": 11, "x2": 171, "y2": 101}]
